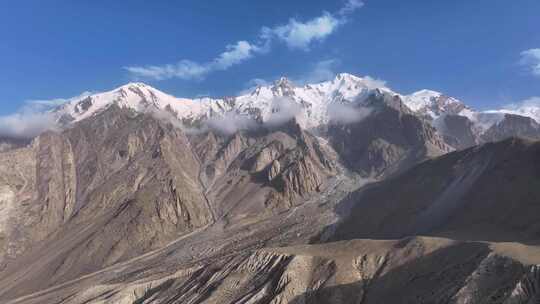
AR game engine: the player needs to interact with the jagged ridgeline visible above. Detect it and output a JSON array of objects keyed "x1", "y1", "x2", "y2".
[{"x1": 0, "y1": 75, "x2": 539, "y2": 303}]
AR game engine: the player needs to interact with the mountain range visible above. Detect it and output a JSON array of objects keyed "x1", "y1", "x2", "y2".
[{"x1": 0, "y1": 73, "x2": 539, "y2": 303}]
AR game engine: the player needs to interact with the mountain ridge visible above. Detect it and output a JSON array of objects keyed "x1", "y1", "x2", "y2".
[{"x1": 48, "y1": 74, "x2": 540, "y2": 149}]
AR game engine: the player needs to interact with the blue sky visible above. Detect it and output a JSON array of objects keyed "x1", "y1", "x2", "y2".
[{"x1": 1, "y1": 0, "x2": 539, "y2": 115}]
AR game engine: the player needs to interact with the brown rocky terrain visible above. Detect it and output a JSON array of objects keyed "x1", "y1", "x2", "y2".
[
  {"x1": 481, "y1": 114, "x2": 540, "y2": 144},
  {"x1": 328, "y1": 91, "x2": 452, "y2": 178},
  {"x1": 0, "y1": 104, "x2": 352, "y2": 301},
  {"x1": 3, "y1": 236, "x2": 540, "y2": 304},
  {"x1": 0, "y1": 95, "x2": 540, "y2": 303},
  {"x1": 331, "y1": 137, "x2": 540, "y2": 244}
]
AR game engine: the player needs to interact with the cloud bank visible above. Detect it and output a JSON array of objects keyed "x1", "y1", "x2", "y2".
[
  {"x1": 265, "y1": 97, "x2": 303, "y2": 127},
  {"x1": 126, "y1": 1, "x2": 364, "y2": 81},
  {"x1": 520, "y1": 48, "x2": 540, "y2": 77},
  {"x1": 206, "y1": 112, "x2": 259, "y2": 135},
  {"x1": 328, "y1": 103, "x2": 372, "y2": 124},
  {"x1": 0, "y1": 92, "x2": 93, "y2": 139},
  {"x1": 0, "y1": 111, "x2": 58, "y2": 139}
]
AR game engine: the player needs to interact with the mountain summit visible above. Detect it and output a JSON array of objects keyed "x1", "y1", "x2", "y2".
[{"x1": 50, "y1": 74, "x2": 540, "y2": 151}]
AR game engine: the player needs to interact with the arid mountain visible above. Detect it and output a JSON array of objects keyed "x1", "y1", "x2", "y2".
[
  {"x1": 0, "y1": 104, "x2": 348, "y2": 300},
  {"x1": 332, "y1": 138, "x2": 540, "y2": 244},
  {"x1": 434, "y1": 114, "x2": 479, "y2": 150},
  {"x1": 481, "y1": 114, "x2": 540, "y2": 144},
  {"x1": 1, "y1": 78, "x2": 540, "y2": 303},
  {"x1": 328, "y1": 90, "x2": 452, "y2": 177}
]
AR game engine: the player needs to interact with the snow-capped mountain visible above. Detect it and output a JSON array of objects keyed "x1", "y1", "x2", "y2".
[
  {"x1": 484, "y1": 101, "x2": 540, "y2": 125},
  {"x1": 53, "y1": 73, "x2": 396, "y2": 130},
  {"x1": 54, "y1": 82, "x2": 233, "y2": 124},
  {"x1": 402, "y1": 89, "x2": 471, "y2": 120},
  {"x1": 51, "y1": 73, "x2": 540, "y2": 141}
]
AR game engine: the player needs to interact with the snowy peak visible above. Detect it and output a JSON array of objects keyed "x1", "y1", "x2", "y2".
[
  {"x1": 272, "y1": 77, "x2": 296, "y2": 96},
  {"x1": 55, "y1": 73, "x2": 540, "y2": 138},
  {"x1": 404, "y1": 89, "x2": 468, "y2": 119},
  {"x1": 51, "y1": 73, "x2": 401, "y2": 131},
  {"x1": 486, "y1": 100, "x2": 540, "y2": 124}
]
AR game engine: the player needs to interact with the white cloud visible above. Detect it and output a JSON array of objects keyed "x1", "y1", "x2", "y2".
[
  {"x1": 263, "y1": 13, "x2": 342, "y2": 50},
  {"x1": 214, "y1": 41, "x2": 262, "y2": 70},
  {"x1": 0, "y1": 111, "x2": 58, "y2": 139},
  {"x1": 0, "y1": 91, "x2": 93, "y2": 139},
  {"x1": 328, "y1": 103, "x2": 372, "y2": 124},
  {"x1": 520, "y1": 48, "x2": 540, "y2": 76},
  {"x1": 125, "y1": 2, "x2": 365, "y2": 81},
  {"x1": 339, "y1": 0, "x2": 365, "y2": 16},
  {"x1": 206, "y1": 112, "x2": 258, "y2": 135},
  {"x1": 125, "y1": 60, "x2": 209, "y2": 81},
  {"x1": 265, "y1": 97, "x2": 303, "y2": 127},
  {"x1": 125, "y1": 41, "x2": 262, "y2": 81}
]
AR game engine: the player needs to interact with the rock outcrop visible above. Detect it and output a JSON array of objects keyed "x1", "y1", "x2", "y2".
[
  {"x1": 328, "y1": 91, "x2": 452, "y2": 177},
  {"x1": 481, "y1": 114, "x2": 540, "y2": 144}
]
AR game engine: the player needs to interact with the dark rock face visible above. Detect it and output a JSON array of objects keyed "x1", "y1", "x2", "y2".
[
  {"x1": 437, "y1": 114, "x2": 479, "y2": 150},
  {"x1": 332, "y1": 138, "x2": 540, "y2": 244},
  {"x1": 481, "y1": 114, "x2": 540, "y2": 143},
  {"x1": 328, "y1": 92, "x2": 452, "y2": 177}
]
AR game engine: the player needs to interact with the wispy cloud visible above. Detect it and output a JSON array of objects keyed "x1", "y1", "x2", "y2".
[
  {"x1": 125, "y1": 41, "x2": 263, "y2": 81},
  {"x1": 0, "y1": 111, "x2": 58, "y2": 139},
  {"x1": 125, "y1": 1, "x2": 364, "y2": 81},
  {"x1": 339, "y1": 0, "x2": 365, "y2": 16},
  {"x1": 328, "y1": 103, "x2": 372, "y2": 124},
  {"x1": 262, "y1": 13, "x2": 342, "y2": 51},
  {"x1": 520, "y1": 48, "x2": 540, "y2": 76},
  {"x1": 206, "y1": 112, "x2": 258, "y2": 135},
  {"x1": 0, "y1": 91, "x2": 92, "y2": 139}
]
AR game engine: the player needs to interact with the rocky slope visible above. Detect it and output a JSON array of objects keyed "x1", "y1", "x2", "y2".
[
  {"x1": 0, "y1": 103, "x2": 349, "y2": 299},
  {"x1": 3, "y1": 237, "x2": 540, "y2": 304},
  {"x1": 328, "y1": 90, "x2": 452, "y2": 177},
  {"x1": 332, "y1": 138, "x2": 540, "y2": 244},
  {"x1": 481, "y1": 114, "x2": 540, "y2": 143},
  {"x1": 1, "y1": 75, "x2": 540, "y2": 303}
]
